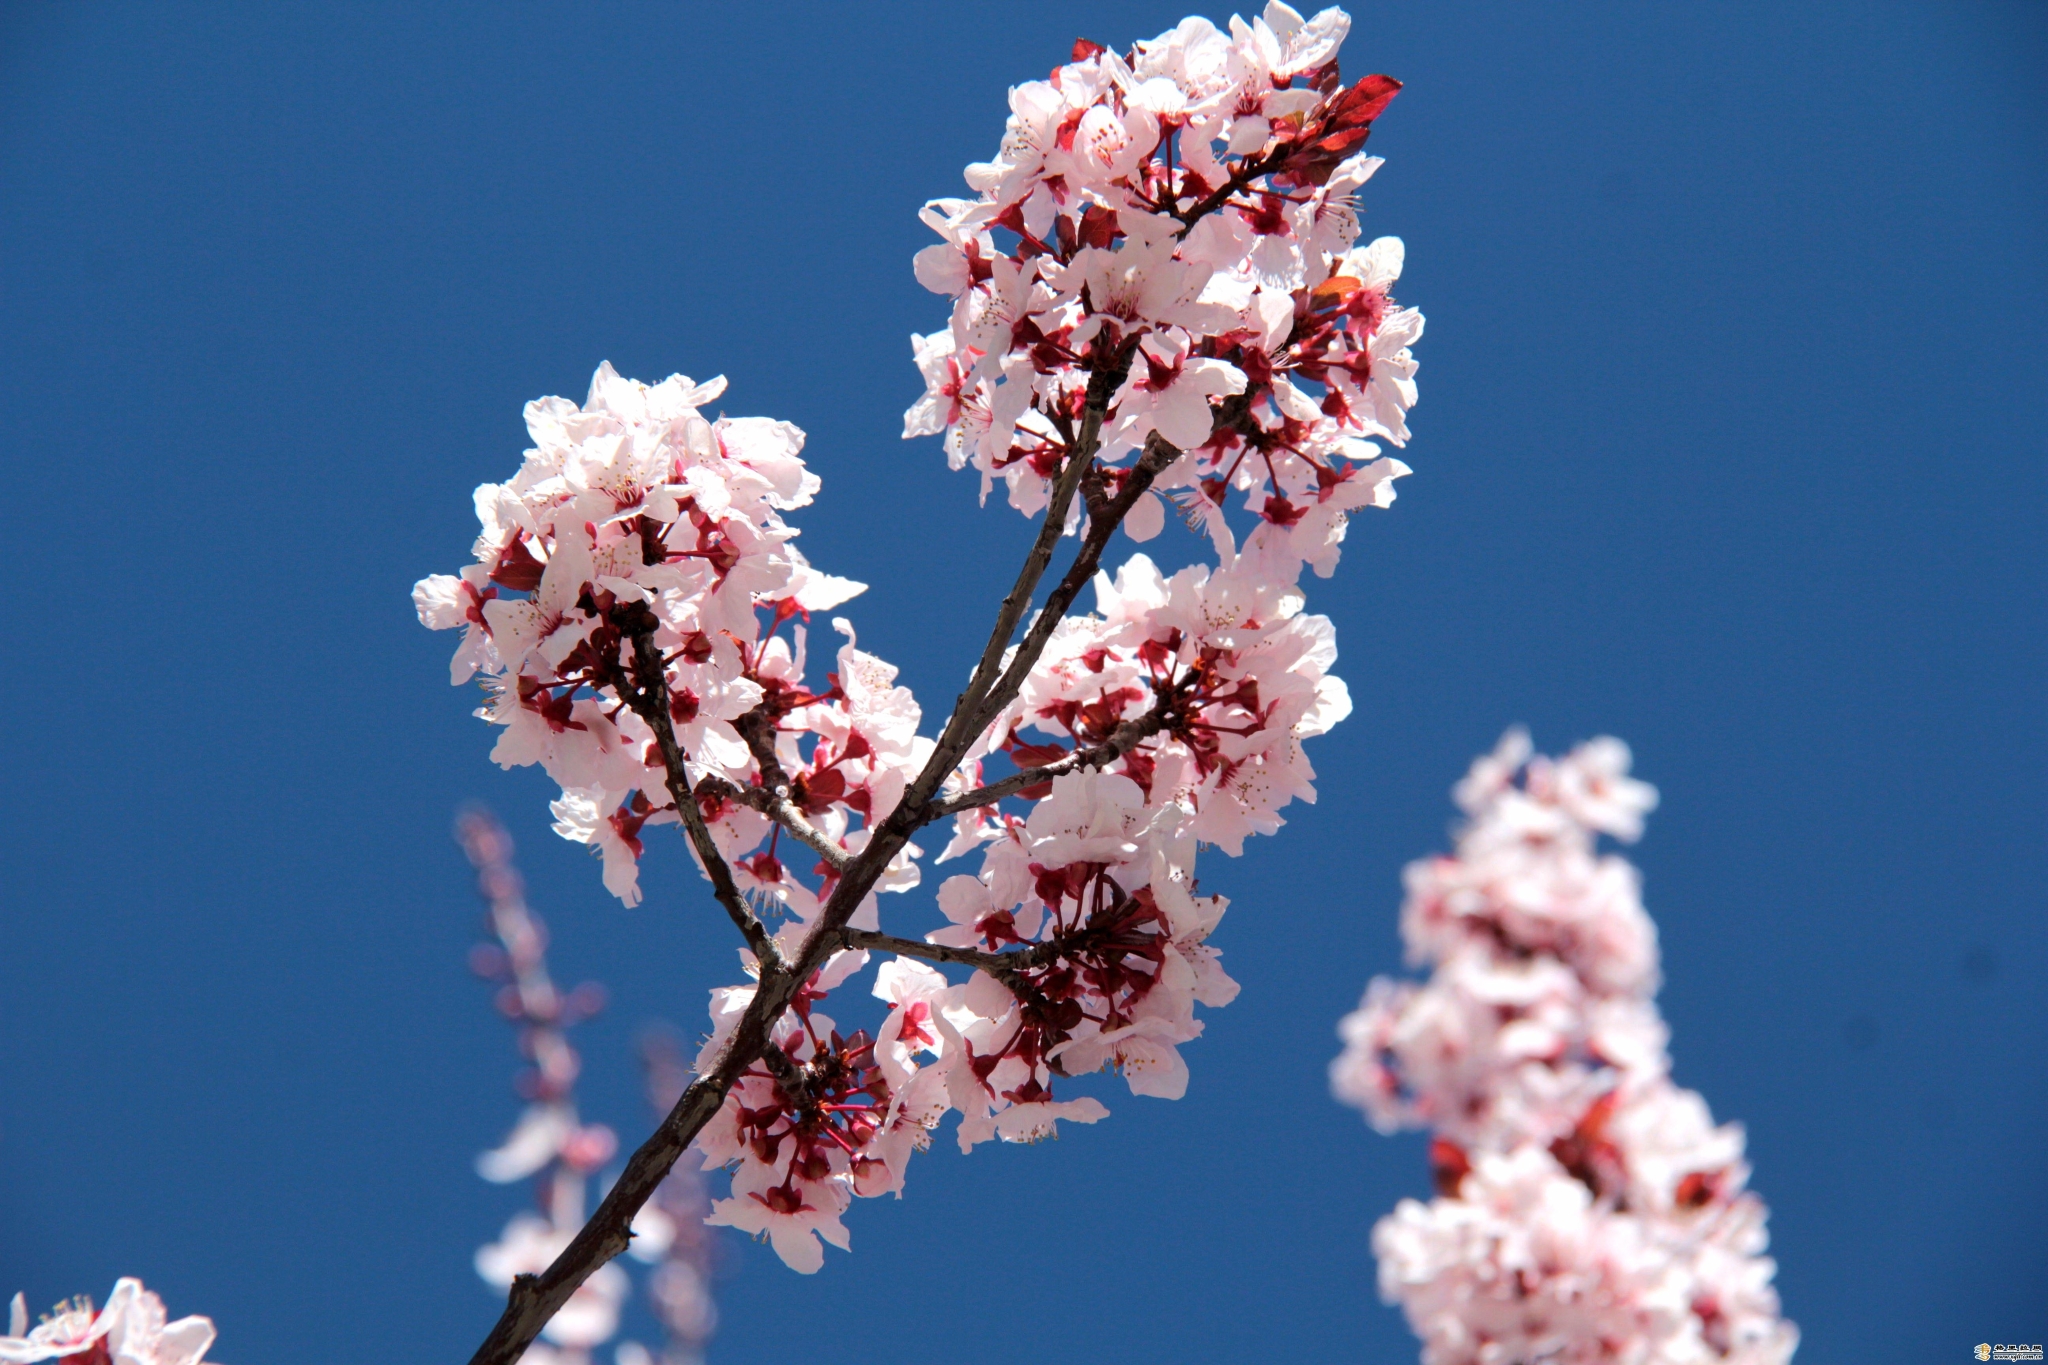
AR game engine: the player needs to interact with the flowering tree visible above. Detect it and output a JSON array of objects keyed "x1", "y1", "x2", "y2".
[
  {"x1": 1332, "y1": 733, "x2": 1799, "y2": 1363},
  {"x1": 412, "y1": 5, "x2": 1420, "y2": 1359}
]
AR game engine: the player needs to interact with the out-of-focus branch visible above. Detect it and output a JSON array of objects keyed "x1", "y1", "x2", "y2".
[{"x1": 635, "y1": 1029, "x2": 721, "y2": 1365}]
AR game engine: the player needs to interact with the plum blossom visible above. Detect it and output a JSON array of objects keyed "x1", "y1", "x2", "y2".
[
  {"x1": 687, "y1": 764, "x2": 1252, "y2": 1270},
  {"x1": 958, "y1": 547, "x2": 1356, "y2": 859},
  {"x1": 418, "y1": 363, "x2": 935, "y2": 917},
  {"x1": 1333, "y1": 737, "x2": 1797, "y2": 1365},
  {"x1": 0, "y1": 1281, "x2": 216, "y2": 1365},
  {"x1": 1109, "y1": 330, "x2": 1249, "y2": 451},
  {"x1": 906, "y1": 4, "x2": 1420, "y2": 544},
  {"x1": 413, "y1": 567, "x2": 500, "y2": 682}
]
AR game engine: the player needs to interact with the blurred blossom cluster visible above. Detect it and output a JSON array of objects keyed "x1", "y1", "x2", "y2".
[
  {"x1": 621, "y1": 1032, "x2": 721, "y2": 1365},
  {"x1": 1333, "y1": 733, "x2": 1798, "y2": 1365}
]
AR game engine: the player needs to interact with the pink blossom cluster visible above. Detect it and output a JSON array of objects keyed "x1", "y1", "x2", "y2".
[
  {"x1": 906, "y1": 2, "x2": 1417, "y2": 578},
  {"x1": 1331, "y1": 732, "x2": 1798, "y2": 1365},
  {"x1": 419, "y1": 4, "x2": 1423, "y2": 1288},
  {"x1": 414, "y1": 363, "x2": 903, "y2": 912},
  {"x1": 689, "y1": 765, "x2": 1244, "y2": 1270},
  {"x1": 0, "y1": 1280, "x2": 216, "y2": 1365},
  {"x1": 673, "y1": 4, "x2": 1423, "y2": 1274},
  {"x1": 953, "y1": 545, "x2": 1355, "y2": 860}
]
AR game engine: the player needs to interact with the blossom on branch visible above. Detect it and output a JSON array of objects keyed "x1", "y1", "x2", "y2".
[
  {"x1": 0, "y1": 1280, "x2": 216, "y2": 1365},
  {"x1": 1332, "y1": 734, "x2": 1798, "y2": 1365},
  {"x1": 904, "y1": 1, "x2": 1421, "y2": 556},
  {"x1": 417, "y1": 364, "x2": 922, "y2": 920},
  {"x1": 427, "y1": 6, "x2": 1427, "y2": 1354}
]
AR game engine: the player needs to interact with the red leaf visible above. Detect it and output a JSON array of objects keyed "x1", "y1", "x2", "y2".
[
  {"x1": 489, "y1": 534, "x2": 545, "y2": 592},
  {"x1": 1077, "y1": 202, "x2": 1120, "y2": 250},
  {"x1": 1010, "y1": 740, "x2": 1071, "y2": 768},
  {"x1": 1328, "y1": 73, "x2": 1402, "y2": 128}
]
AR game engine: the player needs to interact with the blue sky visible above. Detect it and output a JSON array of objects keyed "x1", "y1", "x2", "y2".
[{"x1": 1, "y1": 3, "x2": 2042, "y2": 1361}]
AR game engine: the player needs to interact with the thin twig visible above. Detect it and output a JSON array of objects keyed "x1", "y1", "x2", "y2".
[
  {"x1": 841, "y1": 898, "x2": 1138, "y2": 997},
  {"x1": 1170, "y1": 147, "x2": 1284, "y2": 237},
  {"x1": 955, "y1": 432, "x2": 1183, "y2": 748},
  {"x1": 617, "y1": 614, "x2": 778, "y2": 965},
  {"x1": 917, "y1": 359, "x2": 1128, "y2": 782},
  {"x1": 698, "y1": 775, "x2": 851, "y2": 874},
  {"x1": 928, "y1": 669, "x2": 1195, "y2": 818},
  {"x1": 841, "y1": 926, "x2": 1039, "y2": 978}
]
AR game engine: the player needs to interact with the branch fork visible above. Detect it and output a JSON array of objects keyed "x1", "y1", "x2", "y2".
[{"x1": 471, "y1": 343, "x2": 1199, "y2": 1365}]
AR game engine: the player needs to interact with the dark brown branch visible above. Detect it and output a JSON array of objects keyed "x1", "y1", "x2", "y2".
[
  {"x1": 842, "y1": 926, "x2": 1037, "y2": 978},
  {"x1": 693, "y1": 707, "x2": 852, "y2": 872},
  {"x1": 467, "y1": 353, "x2": 1218, "y2": 1365},
  {"x1": 618, "y1": 617, "x2": 777, "y2": 965},
  {"x1": 758, "y1": 1040, "x2": 813, "y2": 1106},
  {"x1": 1170, "y1": 147, "x2": 1285, "y2": 238},
  {"x1": 841, "y1": 898, "x2": 1138, "y2": 996},
  {"x1": 953, "y1": 431, "x2": 1183, "y2": 751},
  {"x1": 465, "y1": 966, "x2": 797, "y2": 1365},
  {"x1": 733, "y1": 709, "x2": 786, "y2": 784},
  {"x1": 917, "y1": 361, "x2": 1125, "y2": 782},
  {"x1": 928, "y1": 668, "x2": 1195, "y2": 818},
  {"x1": 840, "y1": 929, "x2": 1079, "y2": 1011}
]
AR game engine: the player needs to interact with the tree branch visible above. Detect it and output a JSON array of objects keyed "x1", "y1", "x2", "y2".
[
  {"x1": 952, "y1": 432, "x2": 1183, "y2": 753},
  {"x1": 841, "y1": 926, "x2": 1041, "y2": 978},
  {"x1": 927, "y1": 667, "x2": 1194, "y2": 818},
  {"x1": 465, "y1": 973, "x2": 790, "y2": 1365},
  {"x1": 918, "y1": 361, "x2": 1126, "y2": 782},
  {"x1": 1170, "y1": 147, "x2": 1285, "y2": 238},
  {"x1": 467, "y1": 356, "x2": 1216, "y2": 1365},
  {"x1": 698, "y1": 774, "x2": 851, "y2": 874},
  {"x1": 841, "y1": 897, "x2": 1139, "y2": 995},
  {"x1": 733, "y1": 708, "x2": 789, "y2": 789},
  {"x1": 757, "y1": 1040, "x2": 813, "y2": 1107},
  {"x1": 617, "y1": 615, "x2": 777, "y2": 965}
]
